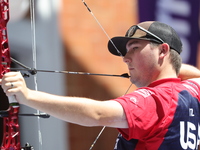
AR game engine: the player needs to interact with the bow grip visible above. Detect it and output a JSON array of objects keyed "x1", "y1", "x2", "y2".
[{"x1": 8, "y1": 95, "x2": 19, "y2": 107}]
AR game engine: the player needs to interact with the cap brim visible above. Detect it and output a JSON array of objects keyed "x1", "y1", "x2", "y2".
[{"x1": 107, "y1": 36, "x2": 152, "y2": 56}]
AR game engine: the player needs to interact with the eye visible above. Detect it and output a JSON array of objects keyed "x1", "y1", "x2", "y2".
[
  {"x1": 127, "y1": 46, "x2": 137, "y2": 52},
  {"x1": 130, "y1": 46, "x2": 139, "y2": 52},
  {"x1": 132, "y1": 46, "x2": 138, "y2": 51},
  {"x1": 126, "y1": 46, "x2": 137, "y2": 54}
]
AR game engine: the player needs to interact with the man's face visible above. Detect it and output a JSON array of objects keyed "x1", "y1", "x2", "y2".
[{"x1": 124, "y1": 39, "x2": 160, "y2": 87}]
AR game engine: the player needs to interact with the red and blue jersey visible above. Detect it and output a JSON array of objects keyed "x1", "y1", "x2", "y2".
[{"x1": 113, "y1": 78, "x2": 200, "y2": 150}]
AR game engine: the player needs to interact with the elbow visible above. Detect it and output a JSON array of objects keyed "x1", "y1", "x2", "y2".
[{"x1": 79, "y1": 113, "x2": 108, "y2": 127}]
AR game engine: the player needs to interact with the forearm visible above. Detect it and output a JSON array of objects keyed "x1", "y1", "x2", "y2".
[
  {"x1": 178, "y1": 64, "x2": 200, "y2": 80},
  {"x1": 1, "y1": 72, "x2": 127, "y2": 128},
  {"x1": 23, "y1": 90, "x2": 127, "y2": 128},
  {"x1": 24, "y1": 90, "x2": 104, "y2": 126}
]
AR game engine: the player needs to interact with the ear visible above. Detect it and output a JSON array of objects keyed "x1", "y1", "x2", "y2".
[{"x1": 159, "y1": 43, "x2": 170, "y2": 59}]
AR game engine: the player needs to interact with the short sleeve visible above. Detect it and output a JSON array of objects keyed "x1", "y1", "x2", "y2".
[{"x1": 113, "y1": 89, "x2": 159, "y2": 140}]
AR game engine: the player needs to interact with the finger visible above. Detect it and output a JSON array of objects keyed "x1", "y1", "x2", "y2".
[
  {"x1": 3, "y1": 72, "x2": 19, "y2": 77},
  {"x1": 2, "y1": 73, "x2": 23, "y2": 84},
  {"x1": 2, "y1": 72, "x2": 22, "y2": 80},
  {"x1": 3, "y1": 81, "x2": 20, "y2": 95},
  {"x1": 2, "y1": 82, "x2": 13, "y2": 93},
  {"x1": 5, "y1": 88, "x2": 17, "y2": 97},
  {"x1": 1, "y1": 78, "x2": 16, "y2": 88},
  {"x1": 2, "y1": 79, "x2": 18, "y2": 90}
]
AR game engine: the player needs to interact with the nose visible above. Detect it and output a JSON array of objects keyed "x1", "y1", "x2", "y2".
[{"x1": 123, "y1": 54, "x2": 131, "y2": 64}]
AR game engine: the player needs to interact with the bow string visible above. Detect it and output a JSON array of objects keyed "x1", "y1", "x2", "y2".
[
  {"x1": 81, "y1": 1, "x2": 132, "y2": 149},
  {"x1": 29, "y1": 0, "x2": 44, "y2": 149}
]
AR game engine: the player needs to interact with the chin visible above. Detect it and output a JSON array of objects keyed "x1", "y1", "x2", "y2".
[
  {"x1": 130, "y1": 78, "x2": 137, "y2": 85},
  {"x1": 130, "y1": 78, "x2": 143, "y2": 88}
]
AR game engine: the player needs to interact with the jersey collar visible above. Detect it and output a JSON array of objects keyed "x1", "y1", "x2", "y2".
[{"x1": 148, "y1": 78, "x2": 181, "y2": 87}]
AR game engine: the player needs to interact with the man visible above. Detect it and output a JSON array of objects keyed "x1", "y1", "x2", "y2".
[{"x1": 1, "y1": 21, "x2": 200, "y2": 149}]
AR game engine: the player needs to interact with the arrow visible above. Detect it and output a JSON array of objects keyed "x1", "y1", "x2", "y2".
[{"x1": 10, "y1": 57, "x2": 130, "y2": 78}]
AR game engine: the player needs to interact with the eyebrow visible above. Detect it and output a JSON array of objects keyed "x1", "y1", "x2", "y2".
[{"x1": 126, "y1": 40, "x2": 139, "y2": 47}]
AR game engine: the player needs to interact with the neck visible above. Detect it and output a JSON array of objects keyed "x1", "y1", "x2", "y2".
[{"x1": 156, "y1": 63, "x2": 177, "y2": 81}]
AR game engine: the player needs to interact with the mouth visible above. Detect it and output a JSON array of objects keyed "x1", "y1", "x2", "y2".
[{"x1": 128, "y1": 67, "x2": 134, "y2": 71}]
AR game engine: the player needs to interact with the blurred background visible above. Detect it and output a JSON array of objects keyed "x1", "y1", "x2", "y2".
[{"x1": 0, "y1": 0, "x2": 199, "y2": 149}]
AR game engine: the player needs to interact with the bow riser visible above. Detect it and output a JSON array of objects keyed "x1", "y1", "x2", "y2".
[
  {"x1": 0, "y1": 0, "x2": 21, "y2": 149},
  {"x1": 0, "y1": 0, "x2": 10, "y2": 78},
  {"x1": 1, "y1": 107, "x2": 20, "y2": 150}
]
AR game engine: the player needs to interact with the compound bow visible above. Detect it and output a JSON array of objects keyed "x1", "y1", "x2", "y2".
[
  {"x1": 0, "y1": 0, "x2": 38, "y2": 149},
  {"x1": 0, "y1": 0, "x2": 131, "y2": 149}
]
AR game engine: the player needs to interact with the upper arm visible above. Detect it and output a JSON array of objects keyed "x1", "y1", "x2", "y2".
[{"x1": 97, "y1": 100, "x2": 128, "y2": 128}]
